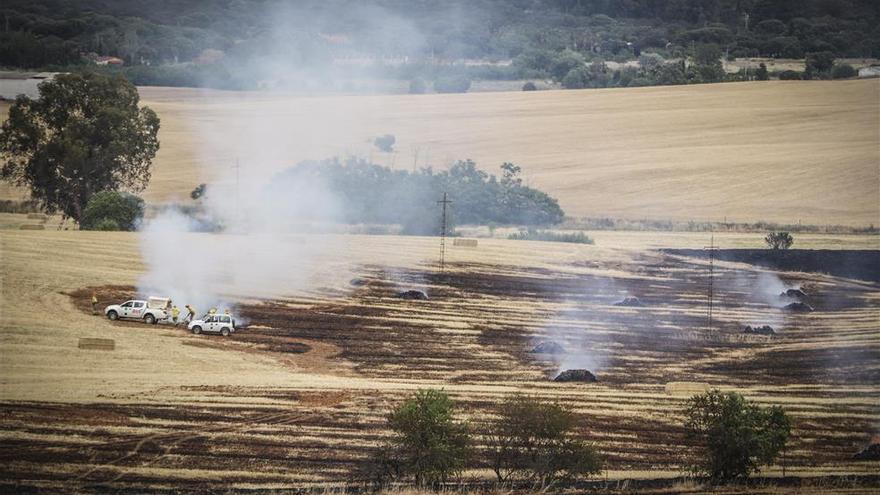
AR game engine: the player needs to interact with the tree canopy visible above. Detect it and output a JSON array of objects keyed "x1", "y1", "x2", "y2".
[{"x1": 0, "y1": 72, "x2": 160, "y2": 222}]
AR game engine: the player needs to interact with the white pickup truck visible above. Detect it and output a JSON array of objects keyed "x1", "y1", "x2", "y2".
[
  {"x1": 105, "y1": 297, "x2": 170, "y2": 325},
  {"x1": 188, "y1": 314, "x2": 235, "y2": 336}
]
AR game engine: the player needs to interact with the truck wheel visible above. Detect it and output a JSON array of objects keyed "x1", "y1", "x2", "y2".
[
  {"x1": 144, "y1": 314, "x2": 156, "y2": 325},
  {"x1": 220, "y1": 327, "x2": 230, "y2": 337},
  {"x1": 107, "y1": 310, "x2": 118, "y2": 321},
  {"x1": 192, "y1": 326, "x2": 201, "y2": 335}
]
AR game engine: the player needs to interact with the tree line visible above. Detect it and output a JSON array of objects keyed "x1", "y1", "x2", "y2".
[
  {"x1": 1, "y1": 0, "x2": 876, "y2": 90},
  {"x1": 365, "y1": 388, "x2": 791, "y2": 488}
]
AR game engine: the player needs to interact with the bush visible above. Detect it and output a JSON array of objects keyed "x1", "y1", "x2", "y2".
[
  {"x1": 509, "y1": 229, "x2": 594, "y2": 244},
  {"x1": 376, "y1": 389, "x2": 470, "y2": 487},
  {"x1": 764, "y1": 231, "x2": 794, "y2": 250},
  {"x1": 684, "y1": 390, "x2": 790, "y2": 483},
  {"x1": 778, "y1": 70, "x2": 802, "y2": 80},
  {"x1": 93, "y1": 218, "x2": 121, "y2": 231},
  {"x1": 433, "y1": 76, "x2": 471, "y2": 93},
  {"x1": 486, "y1": 395, "x2": 603, "y2": 487},
  {"x1": 831, "y1": 63, "x2": 857, "y2": 79},
  {"x1": 522, "y1": 81, "x2": 537, "y2": 91},
  {"x1": 373, "y1": 134, "x2": 396, "y2": 152},
  {"x1": 80, "y1": 191, "x2": 144, "y2": 231},
  {"x1": 561, "y1": 67, "x2": 589, "y2": 89},
  {"x1": 755, "y1": 63, "x2": 769, "y2": 81},
  {"x1": 408, "y1": 77, "x2": 427, "y2": 94}
]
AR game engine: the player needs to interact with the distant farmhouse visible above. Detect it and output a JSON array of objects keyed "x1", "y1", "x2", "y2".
[{"x1": 0, "y1": 72, "x2": 62, "y2": 100}]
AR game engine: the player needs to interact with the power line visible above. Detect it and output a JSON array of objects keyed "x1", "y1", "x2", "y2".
[
  {"x1": 437, "y1": 192, "x2": 452, "y2": 272},
  {"x1": 704, "y1": 232, "x2": 717, "y2": 331}
]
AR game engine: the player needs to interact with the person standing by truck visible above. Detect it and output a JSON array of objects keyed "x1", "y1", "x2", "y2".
[
  {"x1": 184, "y1": 304, "x2": 196, "y2": 324},
  {"x1": 91, "y1": 292, "x2": 99, "y2": 315},
  {"x1": 171, "y1": 305, "x2": 181, "y2": 326}
]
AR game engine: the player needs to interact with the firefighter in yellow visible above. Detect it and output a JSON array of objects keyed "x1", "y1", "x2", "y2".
[
  {"x1": 91, "y1": 292, "x2": 99, "y2": 315},
  {"x1": 171, "y1": 305, "x2": 181, "y2": 326},
  {"x1": 209, "y1": 307, "x2": 217, "y2": 316},
  {"x1": 184, "y1": 304, "x2": 196, "y2": 324}
]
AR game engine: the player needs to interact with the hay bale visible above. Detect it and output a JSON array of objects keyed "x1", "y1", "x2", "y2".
[
  {"x1": 743, "y1": 325, "x2": 776, "y2": 335},
  {"x1": 26, "y1": 213, "x2": 47, "y2": 220},
  {"x1": 614, "y1": 296, "x2": 644, "y2": 307},
  {"x1": 396, "y1": 290, "x2": 428, "y2": 300},
  {"x1": 453, "y1": 238, "x2": 478, "y2": 248},
  {"x1": 784, "y1": 302, "x2": 813, "y2": 312},
  {"x1": 781, "y1": 288, "x2": 807, "y2": 299},
  {"x1": 19, "y1": 224, "x2": 45, "y2": 230},
  {"x1": 531, "y1": 341, "x2": 566, "y2": 354},
  {"x1": 553, "y1": 369, "x2": 597, "y2": 383},
  {"x1": 78, "y1": 338, "x2": 115, "y2": 351}
]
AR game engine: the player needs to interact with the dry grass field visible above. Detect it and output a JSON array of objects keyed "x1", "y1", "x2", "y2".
[
  {"x1": 2, "y1": 79, "x2": 878, "y2": 226},
  {"x1": 1, "y1": 223, "x2": 878, "y2": 492}
]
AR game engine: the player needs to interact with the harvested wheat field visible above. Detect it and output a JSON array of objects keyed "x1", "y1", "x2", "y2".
[
  {"x1": 2, "y1": 79, "x2": 878, "y2": 226},
  {"x1": 1, "y1": 224, "x2": 878, "y2": 492}
]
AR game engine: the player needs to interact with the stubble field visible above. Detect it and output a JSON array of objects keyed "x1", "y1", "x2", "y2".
[
  {"x1": 1, "y1": 79, "x2": 878, "y2": 226},
  {"x1": 1, "y1": 225, "x2": 878, "y2": 492}
]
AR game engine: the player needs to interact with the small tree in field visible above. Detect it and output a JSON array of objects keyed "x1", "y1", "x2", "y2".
[
  {"x1": 765, "y1": 231, "x2": 794, "y2": 250},
  {"x1": 0, "y1": 72, "x2": 159, "y2": 223},
  {"x1": 380, "y1": 389, "x2": 470, "y2": 487},
  {"x1": 80, "y1": 191, "x2": 144, "y2": 231},
  {"x1": 486, "y1": 395, "x2": 603, "y2": 488},
  {"x1": 684, "y1": 390, "x2": 790, "y2": 483}
]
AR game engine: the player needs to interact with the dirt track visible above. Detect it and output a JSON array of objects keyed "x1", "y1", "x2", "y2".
[{"x1": 3, "y1": 249, "x2": 878, "y2": 491}]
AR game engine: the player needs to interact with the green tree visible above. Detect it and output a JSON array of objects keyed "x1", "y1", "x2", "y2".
[
  {"x1": 685, "y1": 390, "x2": 791, "y2": 483},
  {"x1": 382, "y1": 389, "x2": 470, "y2": 486},
  {"x1": 80, "y1": 191, "x2": 145, "y2": 231},
  {"x1": 764, "y1": 231, "x2": 794, "y2": 250},
  {"x1": 805, "y1": 51, "x2": 835, "y2": 78},
  {"x1": 486, "y1": 395, "x2": 603, "y2": 487},
  {"x1": 755, "y1": 63, "x2": 769, "y2": 80},
  {"x1": 0, "y1": 72, "x2": 160, "y2": 223},
  {"x1": 831, "y1": 63, "x2": 857, "y2": 79}
]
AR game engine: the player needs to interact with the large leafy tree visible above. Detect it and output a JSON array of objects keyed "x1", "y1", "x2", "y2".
[
  {"x1": 685, "y1": 389, "x2": 791, "y2": 483},
  {"x1": 0, "y1": 72, "x2": 159, "y2": 223}
]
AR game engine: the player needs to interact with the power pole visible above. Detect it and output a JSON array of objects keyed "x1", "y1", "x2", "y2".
[
  {"x1": 704, "y1": 232, "x2": 716, "y2": 331},
  {"x1": 437, "y1": 192, "x2": 452, "y2": 272},
  {"x1": 232, "y1": 158, "x2": 241, "y2": 220}
]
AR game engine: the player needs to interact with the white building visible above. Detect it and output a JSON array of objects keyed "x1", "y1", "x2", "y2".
[
  {"x1": 0, "y1": 72, "x2": 61, "y2": 100},
  {"x1": 858, "y1": 66, "x2": 880, "y2": 78}
]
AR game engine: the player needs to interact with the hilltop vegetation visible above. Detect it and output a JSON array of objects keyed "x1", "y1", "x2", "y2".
[{"x1": 1, "y1": 0, "x2": 877, "y2": 89}]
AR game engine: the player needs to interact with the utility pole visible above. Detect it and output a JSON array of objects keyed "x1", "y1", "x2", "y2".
[
  {"x1": 705, "y1": 232, "x2": 716, "y2": 331},
  {"x1": 437, "y1": 192, "x2": 452, "y2": 272},
  {"x1": 232, "y1": 157, "x2": 241, "y2": 220}
]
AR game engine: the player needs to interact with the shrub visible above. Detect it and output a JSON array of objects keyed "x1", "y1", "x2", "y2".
[
  {"x1": 408, "y1": 77, "x2": 427, "y2": 94},
  {"x1": 486, "y1": 395, "x2": 603, "y2": 487},
  {"x1": 522, "y1": 81, "x2": 537, "y2": 91},
  {"x1": 755, "y1": 63, "x2": 769, "y2": 81},
  {"x1": 778, "y1": 70, "x2": 802, "y2": 80},
  {"x1": 805, "y1": 51, "x2": 835, "y2": 78},
  {"x1": 561, "y1": 66, "x2": 589, "y2": 89},
  {"x1": 684, "y1": 390, "x2": 790, "y2": 483},
  {"x1": 190, "y1": 183, "x2": 206, "y2": 200},
  {"x1": 94, "y1": 218, "x2": 121, "y2": 231},
  {"x1": 80, "y1": 191, "x2": 144, "y2": 231},
  {"x1": 509, "y1": 229, "x2": 594, "y2": 244},
  {"x1": 373, "y1": 134, "x2": 396, "y2": 152},
  {"x1": 378, "y1": 389, "x2": 470, "y2": 486},
  {"x1": 433, "y1": 76, "x2": 471, "y2": 93},
  {"x1": 831, "y1": 63, "x2": 857, "y2": 79},
  {"x1": 764, "y1": 231, "x2": 794, "y2": 250}
]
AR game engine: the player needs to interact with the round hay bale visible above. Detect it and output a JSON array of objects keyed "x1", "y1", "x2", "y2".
[
  {"x1": 553, "y1": 369, "x2": 597, "y2": 383},
  {"x1": 531, "y1": 341, "x2": 566, "y2": 354},
  {"x1": 396, "y1": 290, "x2": 428, "y2": 300}
]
